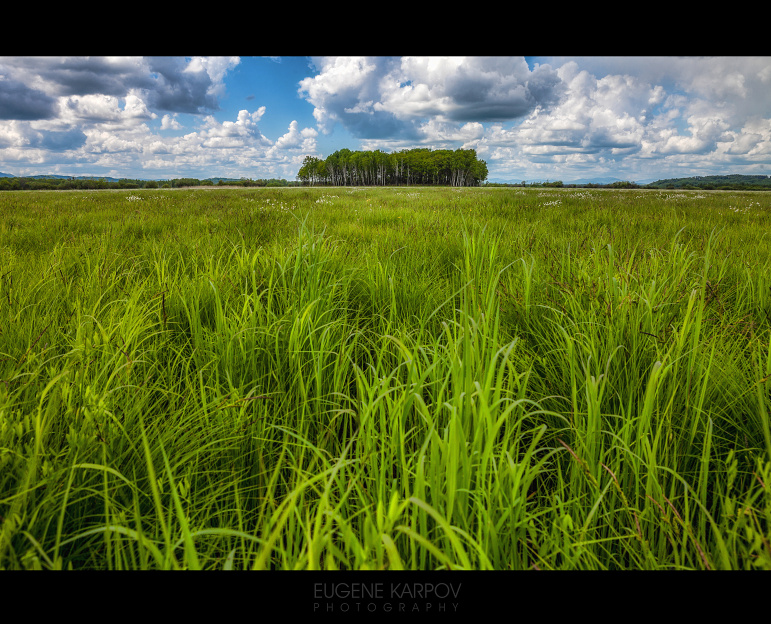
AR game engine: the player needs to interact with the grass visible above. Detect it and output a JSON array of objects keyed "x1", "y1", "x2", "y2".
[{"x1": 0, "y1": 185, "x2": 769, "y2": 570}]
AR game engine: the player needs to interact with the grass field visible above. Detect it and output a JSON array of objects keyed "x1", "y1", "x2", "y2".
[{"x1": 0, "y1": 185, "x2": 769, "y2": 570}]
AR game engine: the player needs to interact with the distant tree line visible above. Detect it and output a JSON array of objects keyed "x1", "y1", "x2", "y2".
[
  {"x1": 487, "y1": 176, "x2": 771, "y2": 190},
  {"x1": 4, "y1": 171, "x2": 768, "y2": 192},
  {"x1": 484, "y1": 180, "x2": 641, "y2": 189},
  {"x1": 0, "y1": 176, "x2": 300, "y2": 191},
  {"x1": 644, "y1": 174, "x2": 771, "y2": 190},
  {"x1": 218, "y1": 178, "x2": 300, "y2": 188},
  {"x1": 296, "y1": 148, "x2": 489, "y2": 187}
]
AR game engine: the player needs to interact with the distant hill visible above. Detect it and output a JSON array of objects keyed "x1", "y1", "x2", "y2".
[
  {"x1": 645, "y1": 174, "x2": 771, "y2": 189},
  {"x1": 488, "y1": 174, "x2": 771, "y2": 189},
  {"x1": 488, "y1": 177, "x2": 656, "y2": 186}
]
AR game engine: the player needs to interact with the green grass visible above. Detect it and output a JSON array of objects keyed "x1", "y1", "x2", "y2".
[{"x1": 0, "y1": 185, "x2": 769, "y2": 570}]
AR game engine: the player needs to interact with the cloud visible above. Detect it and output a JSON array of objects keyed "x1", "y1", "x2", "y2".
[
  {"x1": 470, "y1": 58, "x2": 771, "y2": 179},
  {"x1": 511, "y1": 66, "x2": 654, "y2": 154},
  {"x1": 86, "y1": 129, "x2": 144, "y2": 154},
  {"x1": 59, "y1": 91, "x2": 156, "y2": 127},
  {"x1": 0, "y1": 56, "x2": 240, "y2": 118},
  {"x1": 140, "y1": 110, "x2": 316, "y2": 178},
  {"x1": 0, "y1": 120, "x2": 85, "y2": 152},
  {"x1": 0, "y1": 56, "x2": 259, "y2": 176},
  {"x1": 301, "y1": 56, "x2": 770, "y2": 181},
  {"x1": 0, "y1": 101, "x2": 318, "y2": 180},
  {"x1": 36, "y1": 128, "x2": 88, "y2": 151},
  {"x1": 271, "y1": 119, "x2": 318, "y2": 151},
  {"x1": 382, "y1": 56, "x2": 564, "y2": 122},
  {"x1": 198, "y1": 108, "x2": 270, "y2": 145},
  {"x1": 725, "y1": 118, "x2": 771, "y2": 156},
  {"x1": 0, "y1": 120, "x2": 34, "y2": 148},
  {"x1": 0, "y1": 77, "x2": 58, "y2": 120},
  {"x1": 0, "y1": 56, "x2": 153, "y2": 98},
  {"x1": 160, "y1": 114, "x2": 182, "y2": 130},
  {"x1": 298, "y1": 56, "x2": 411, "y2": 139},
  {"x1": 144, "y1": 56, "x2": 232, "y2": 114},
  {"x1": 299, "y1": 56, "x2": 566, "y2": 141}
]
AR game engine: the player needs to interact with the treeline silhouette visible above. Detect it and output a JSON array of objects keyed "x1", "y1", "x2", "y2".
[
  {"x1": 645, "y1": 174, "x2": 771, "y2": 190},
  {"x1": 0, "y1": 177, "x2": 300, "y2": 191},
  {"x1": 3, "y1": 170, "x2": 768, "y2": 192}
]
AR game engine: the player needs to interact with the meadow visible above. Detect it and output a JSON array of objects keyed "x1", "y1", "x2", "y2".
[{"x1": 0, "y1": 185, "x2": 769, "y2": 570}]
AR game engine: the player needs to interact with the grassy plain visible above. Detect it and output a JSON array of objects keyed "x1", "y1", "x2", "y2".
[{"x1": 0, "y1": 185, "x2": 769, "y2": 570}]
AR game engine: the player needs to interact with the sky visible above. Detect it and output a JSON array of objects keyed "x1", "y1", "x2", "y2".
[{"x1": 0, "y1": 55, "x2": 770, "y2": 183}]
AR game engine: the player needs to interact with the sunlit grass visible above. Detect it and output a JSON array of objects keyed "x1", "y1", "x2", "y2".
[{"x1": 0, "y1": 186, "x2": 769, "y2": 570}]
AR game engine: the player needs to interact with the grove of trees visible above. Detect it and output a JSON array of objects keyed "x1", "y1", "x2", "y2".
[{"x1": 296, "y1": 148, "x2": 489, "y2": 187}]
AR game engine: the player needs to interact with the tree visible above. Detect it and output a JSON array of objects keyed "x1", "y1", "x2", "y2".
[
  {"x1": 297, "y1": 155, "x2": 324, "y2": 186},
  {"x1": 296, "y1": 147, "x2": 488, "y2": 187}
]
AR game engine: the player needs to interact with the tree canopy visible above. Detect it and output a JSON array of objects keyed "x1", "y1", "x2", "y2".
[{"x1": 296, "y1": 147, "x2": 488, "y2": 187}]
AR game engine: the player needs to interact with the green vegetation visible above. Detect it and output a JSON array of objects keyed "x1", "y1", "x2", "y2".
[
  {"x1": 0, "y1": 176, "x2": 299, "y2": 191},
  {"x1": 297, "y1": 148, "x2": 489, "y2": 186},
  {"x1": 646, "y1": 175, "x2": 771, "y2": 191},
  {"x1": 0, "y1": 185, "x2": 769, "y2": 570},
  {"x1": 3, "y1": 168, "x2": 767, "y2": 193}
]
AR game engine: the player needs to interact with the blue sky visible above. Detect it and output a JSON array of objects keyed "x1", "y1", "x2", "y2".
[{"x1": 1, "y1": 56, "x2": 770, "y2": 182}]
